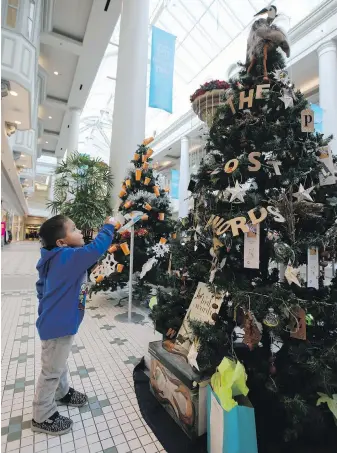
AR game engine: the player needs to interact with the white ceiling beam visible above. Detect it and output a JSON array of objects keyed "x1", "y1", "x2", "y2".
[
  {"x1": 44, "y1": 96, "x2": 67, "y2": 111},
  {"x1": 40, "y1": 32, "x2": 83, "y2": 56},
  {"x1": 43, "y1": 130, "x2": 60, "y2": 139}
]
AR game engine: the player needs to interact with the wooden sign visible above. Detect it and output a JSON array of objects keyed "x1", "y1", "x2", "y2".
[
  {"x1": 301, "y1": 108, "x2": 314, "y2": 132},
  {"x1": 318, "y1": 145, "x2": 336, "y2": 186},
  {"x1": 173, "y1": 283, "x2": 224, "y2": 355},
  {"x1": 244, "y1": 223, "x2": 260, "y2": 269},
  {"x1": 307, "y1": 247, "x2": 319, "y2": 289}
]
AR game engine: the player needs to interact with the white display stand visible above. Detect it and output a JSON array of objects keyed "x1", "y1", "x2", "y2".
[{"x1": 117, "y1": 213, "x2": 143, "y2": 323}]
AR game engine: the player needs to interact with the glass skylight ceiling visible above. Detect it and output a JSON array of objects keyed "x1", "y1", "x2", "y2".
[{"x1": 79, "y1": 0, "x2": 324, "y2": 162}]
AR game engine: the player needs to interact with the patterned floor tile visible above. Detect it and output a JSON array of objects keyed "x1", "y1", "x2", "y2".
[{"x1": 1, "y1": 242, "x2": 162, "y2": 453}]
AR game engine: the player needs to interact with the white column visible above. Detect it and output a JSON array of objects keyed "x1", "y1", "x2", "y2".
[
  {"x1": 317, "y1": 40, "x2": 337, "y2": 154},
  {"x1": 48, "y1": 176, "x2": 55, "y2": 202},
  {"x1": 67, "y1": 108, "x2": 81, "y2": 156},
  {"x1": 178, "y1": 136, "x2": 190, "y2": 218},
  {"x1": 109, "y1": 0, "x2": 150, "y2": 209}
]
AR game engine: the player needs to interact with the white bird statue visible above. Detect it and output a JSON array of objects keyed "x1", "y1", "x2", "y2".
[{"x1": 246, "y1": 5, "x2": 290, "y2": 81}]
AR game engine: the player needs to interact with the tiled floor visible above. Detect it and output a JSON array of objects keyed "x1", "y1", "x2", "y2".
[{"x1": 1, "y1": 242, "x2": 164, "y2": 453}]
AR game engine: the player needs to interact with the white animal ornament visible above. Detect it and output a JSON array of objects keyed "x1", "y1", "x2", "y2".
[{"x1": 247, "y1": 5, "x2": 290, "y2": 81}]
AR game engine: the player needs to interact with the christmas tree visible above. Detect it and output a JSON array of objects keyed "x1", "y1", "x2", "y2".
[
  {"x1": 151, "y1": 13, "x2": 337, "y2": 450},
  {"x1": 91, "y1": 139, "x2": 174, "y2": 300}
]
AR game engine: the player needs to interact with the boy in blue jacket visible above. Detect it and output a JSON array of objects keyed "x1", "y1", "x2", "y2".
[{"x1": 32, "y1": 215, "x2": 116, "y2": 435}]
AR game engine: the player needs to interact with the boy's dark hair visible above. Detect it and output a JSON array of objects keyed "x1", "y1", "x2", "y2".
[{"x1": 39, "y1": 215, "x2": 68, "y2": 250}]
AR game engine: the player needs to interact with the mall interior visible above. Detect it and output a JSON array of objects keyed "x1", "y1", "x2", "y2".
[{"x1": 1, "y1": 0, "x2": 337, "y2": 452}]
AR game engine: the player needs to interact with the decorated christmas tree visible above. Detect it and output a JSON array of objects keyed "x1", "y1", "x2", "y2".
[
  {"x1": 151, "y1": 7, "x2": 337, "y2": 449},
  {"x1": 91, "y1": 138, "x2": 174, "y2": 299}
]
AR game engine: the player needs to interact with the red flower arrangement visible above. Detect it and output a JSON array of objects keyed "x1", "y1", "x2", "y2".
[
  {"x1": 119, "y1": 228, "x2": 148, "y2": 240},
  {"x1": 190, "y1": 80, "x2": 230, "y2": 103}
]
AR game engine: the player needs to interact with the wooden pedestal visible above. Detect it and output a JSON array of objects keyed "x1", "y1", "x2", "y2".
[{"x1": 148, "y1": 340, "x2": 209, "y2": 439}]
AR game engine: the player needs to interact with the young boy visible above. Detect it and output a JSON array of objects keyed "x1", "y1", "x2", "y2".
[{"x1": 32, "y1": 215, "x2": 116, "y2": 435}]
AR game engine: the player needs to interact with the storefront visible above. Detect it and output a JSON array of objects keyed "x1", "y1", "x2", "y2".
[
  {"x1": 1, "y1": 209, "x2": 14, "y2": 245},
  {"x1": 24, "y1": 216, "x2": 46, "y2": 240}
]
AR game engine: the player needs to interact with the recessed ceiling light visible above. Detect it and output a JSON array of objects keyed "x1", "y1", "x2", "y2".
[
  {"x1": 14, "y1": 120, "x2": 21, "y2": 125},
  {"x1": 48, "y1": 116, "x2": 52, "y2": 119},
  {"x1": 46, "y1": 141, "x2": 49, "y2": 144},
  {"x1": 53, "y1": 71, "x2": 59, "y2": 75},
  {"x1": 9, "y1": 90, "x2": 18, "y2": 96}
]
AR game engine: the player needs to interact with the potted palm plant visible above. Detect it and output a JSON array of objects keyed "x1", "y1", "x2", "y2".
[{"x1": 47, "y1": 152, "x2": 113, "y2": 243}]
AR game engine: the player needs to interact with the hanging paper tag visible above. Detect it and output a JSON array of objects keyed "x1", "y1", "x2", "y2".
[
  {"x1": 290, "y1": 307, "x2": 306, "y2": 340},
  {"x1": 301, "y1": 108, "x2": 314, "y2": 132},
  {"x1": 318, "y1": 145, "x2": 336, "y2": 186},
  {"x1": 244, "y1": 223, "x2": 260, "y2": 269},
  {"x1": 307, "y1": 247, "x2": 319, "y2": 289}
]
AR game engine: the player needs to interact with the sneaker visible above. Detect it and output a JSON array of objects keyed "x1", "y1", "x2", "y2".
[
  {"x1": 56, "y1": 387, "x2": 88, "y2": 407},
  {"x1": 31, "y1": 411, "x2": 73, "y2": 435}
]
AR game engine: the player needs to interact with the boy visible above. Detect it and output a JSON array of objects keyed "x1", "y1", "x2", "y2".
[{"x1": 32, "y1": 215, "x2": 116, "y2": 435}]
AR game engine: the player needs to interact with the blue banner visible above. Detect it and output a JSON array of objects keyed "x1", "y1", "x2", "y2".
[
  {"x1": 149, "y1": 26, "x2": 176, "y2": 113},
  {"x1": 171, "y1": 169, "x2": 179, "y2": 199},
  {"x1": 311, "y1": 103, "x2": 323, "y2": 133}
]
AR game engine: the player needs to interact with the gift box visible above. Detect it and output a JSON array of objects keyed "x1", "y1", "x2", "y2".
[
  {"x1": 149, "y1": 340, "x2": 209, "y2": 439},
  {"x1": 207, "y1": 385, "x2": 258, "y2": 453}
]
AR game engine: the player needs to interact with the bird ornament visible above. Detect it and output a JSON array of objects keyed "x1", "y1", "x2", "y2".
[{"x1": 246, "y1": 5, "x2": 290, "y2": 81}]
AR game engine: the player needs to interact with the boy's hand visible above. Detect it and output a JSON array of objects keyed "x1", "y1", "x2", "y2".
[{"x1": 105, "y1": 217, "x2": 118, "y2": 226}]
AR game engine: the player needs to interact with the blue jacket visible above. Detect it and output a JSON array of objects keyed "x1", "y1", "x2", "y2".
[{"x1": 36, "y1": 224, "x2": 114, "y2": 340}]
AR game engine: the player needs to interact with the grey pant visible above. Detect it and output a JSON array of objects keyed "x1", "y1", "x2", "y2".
[{"x1": 33, "y1": 335, "x2": 74, "y2": 423}]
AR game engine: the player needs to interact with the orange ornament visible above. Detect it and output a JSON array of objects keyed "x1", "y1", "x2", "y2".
[
  {"x1": 108, "y1": 245, "x2": 118, "y2": 253},
  {"x1": 124, "y1": 200, "x2": 132, "y2": 209},
  {"x1": 134, "y1": 153, "x2": 140, "y2": 161},
  {"x1": 115, "y1": 221, "x2": 121, "y2": 230},
  {"x1": 142, "y1": 154, "x2": 147, "y2": 163},
  {"x1": 144, "y1": 203, "x2": 152, "y2": 211},
  {"x1": 117, "y1": 264, "x2": 124, "y2": 273},
  {"x1": 119, "y1": 189, "x2": 127, "y2": 198},
  {"x1": 144, "y1": 177, "x2": 151, "y2": 185},
  {"x1": 171, "y1": 232, "x2": 177, "y2": 239},
  {"x1": 142, "y1": 214, "x2": 149, "y2": 221},
  {"x1": 146, "y1": 148, "x2": 154, "y2": 157},
  {"x1": 120, "y1": 242, "x2": 130, "y2": 255},
  {"x1": 96, "y1": 275, "x2": 104, "y2": 283},
  {"x1": 135, "y1": 169, "x2": 142, "y2": 181},
  {"x1": 143, "y1": 162, "x2": 149, "y2": 170},
  {"x1": 158, "y1": 213, "x2": 165, "y2": 221},
  {"x1": 125, "y1": 179, "x2": 131, "y2": 187},
  {"x1": 159, "y1": 237, "x2": 167, "y2": 244},
  {"x1": 143, "y1": 137, "x2": 154, "y2": 146}
]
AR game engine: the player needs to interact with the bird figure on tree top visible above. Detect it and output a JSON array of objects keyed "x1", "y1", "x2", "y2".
[{"x1": 246, "y1": 5, "x2": 290, "y2": 81}]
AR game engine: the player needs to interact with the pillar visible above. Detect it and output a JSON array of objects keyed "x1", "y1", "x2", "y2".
[
  {"x1": 67, "y1": 108, "x2": 81, "y2": 156},
  {"x1": 317, "y1": 40, "x2": 337, "y2": 154},
  {"x1": 178, "y1": 136, "x2": 190, "y2": 218},
  {"x1": 48, "y1": 176, "x2": 55, "y2": 202},
  {"x1": 109, "y1": 0, "x2": 150, "y2": 209}
]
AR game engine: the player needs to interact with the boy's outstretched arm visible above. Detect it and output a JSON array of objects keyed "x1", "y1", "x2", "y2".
[{"x1": 60, "y1": 218, "x2": 116, "y2": 276}]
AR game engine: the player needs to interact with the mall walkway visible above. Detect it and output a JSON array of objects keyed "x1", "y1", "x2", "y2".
[{"x1": 1, "y1": 242, "x2": 164, "y2": 453}]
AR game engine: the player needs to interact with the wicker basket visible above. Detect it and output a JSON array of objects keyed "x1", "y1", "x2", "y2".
[{"x1": 191, "y1": 88, "x2": 226, "y2": 128}]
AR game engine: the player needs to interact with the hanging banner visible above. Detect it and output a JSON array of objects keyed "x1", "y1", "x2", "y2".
[
  {"x1": 171, "y1": 169, "x2": 179, "y2": 199},
  {"x1": 311, "y1": 104, "x2": 323, "y2": 133},
  {"x1": 149, "y1": 26, "x2": 176, "y2": 113}
]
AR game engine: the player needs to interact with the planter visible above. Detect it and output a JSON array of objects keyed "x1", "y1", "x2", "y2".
[{"x1": 191, "y1": 88, "x2": 226, "y2": 128}]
